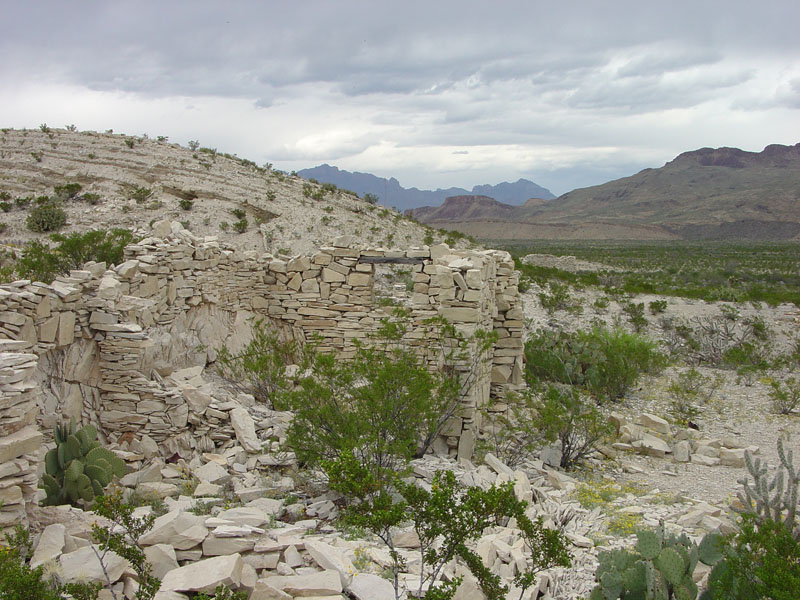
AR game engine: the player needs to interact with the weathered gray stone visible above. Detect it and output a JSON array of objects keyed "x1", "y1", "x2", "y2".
[
  {"x1": 140, "y1": 511, "x2": 209, "y2": 549},
  {"x1": 60, "y1": 545, "x2": 129, "y2": 584},
  {"x1": 230, "y1": 407, "x2": 262, "y2": 453},
  {"x1": 30, "y1": 523, "x2": 66, "y2": 568},
  {"x1": 160, "y1": 554, "x2": 244, "y2": 593},
  {"x1": 305, "y1": 539, "x2": 356, "y2": 587},
  {"x1": 250, "y1": 580, "x2": 293, "y2": 600},
  {"x1": 144, "y1": 544, "x2": 180, "y2": 580},
  {"x1": 264, "y1": 570, "x2": 343, "y2": 597},
  {"x1": 347, "y1": 573, "x2": 395, "y2": 600}
]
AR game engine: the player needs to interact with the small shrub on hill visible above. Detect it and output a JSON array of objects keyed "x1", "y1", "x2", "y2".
[
  {"x1": 26, "y1": 201, "x2": 66, "y2": 232},
  {"x1": 768, "y1": 377, "x2": 800, "y2": 415}
]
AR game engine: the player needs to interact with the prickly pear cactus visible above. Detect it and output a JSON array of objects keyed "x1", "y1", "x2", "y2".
[
  {"x1": 40, "y1": 420, "x2": 126, "y2": 506},
  {"x1": 591, "y1": 525, "x2": 725, "y2": 600}
]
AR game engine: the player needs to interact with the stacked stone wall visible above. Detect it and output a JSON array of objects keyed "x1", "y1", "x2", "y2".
[
  {"x1": 0, "y1": 222, "x2": 524, "y2": 526},
  {"x1": 0, "y1": 342, "x2": 43, "y2": 533}
]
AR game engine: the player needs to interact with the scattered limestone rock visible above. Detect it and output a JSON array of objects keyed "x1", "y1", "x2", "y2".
[{"x1": 159, "y1": 554, "x2": 244, "y2": 594}]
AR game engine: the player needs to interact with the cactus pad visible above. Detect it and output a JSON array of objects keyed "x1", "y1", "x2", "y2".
[
  {"x1": 656, "y1": 547, "x2": 686, "y2": 586},
  {"x1": 636, "y1": 530, "x2": 661, "y2": 560}
]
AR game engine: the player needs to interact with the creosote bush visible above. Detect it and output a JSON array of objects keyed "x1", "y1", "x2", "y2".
[
  {"x1": 15, "y1": 229, "x2": 135, "y2": 284},
  {"x1": 282, "y1": 309, "x2": 489, "y2": 483},
  {"x1": 26, "y1": 201, "x2": 67, "y2": 232},
  {"x1": 216, "y1": 319, "x2": 310, "y2": 408},
  {"x1": 525, "y1": 325, "x2": 665, "y2": 402}
]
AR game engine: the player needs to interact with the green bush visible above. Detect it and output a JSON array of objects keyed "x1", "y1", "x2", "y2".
[
  {"x1": 0, "y1": 527, "x2": 64, "y2": 600},
  {"x1": 649, "y1": 299, "x2": 668, "y2": 314},
  {"x1": 53, "y1": 183, "x2": 82, "y2": 200},
  {"x1": 525, "y1": 325, "x2": 665, "y2": 402},
  {"x1": 127, "y1": 186, "x2": 153, "y2": 203},
  {"x1": 0, "y1": 201, "x2": 12, "y2": 212},
  {"x1": 667, "y1": 367, "x2": 723, "y2": 425},
  {"x1": 768, "y1": 377, "x2": 800, "y2": 414},
  {"x1": 26, "y1": 202, "x2": 66, "y2": 232},
  {"x1": 705, "y1": 515, "x2": 800, "y2": 600},
  {"x1": 335, "y1": 468, "x2": 570, "y2": 600},
  {"x1": 178, "y1": 198, "x2": 194, "y2": 211},
  {"x1": 363, "y1": 192, "x2": 379, "y2": 204},
  {"x1": 284, "y1": 310, "x2": 492, "y2": 486},
  {"x1": 623, "y1": 301, "x2": 648, "y2": 332},
  {"x1": 538, "y1": 282, "x2": 582, "y2": 314},
  {"x1": 232, "y1": 218, "x2": 248, "y2": 233},
  {"x1": 216, "y1": 319, "x2": 309, "y2": 408},
  {"x1": 701, "y1": 438, "x2": 800, "y2": 599},
  {"x1": 531, "y1": 384, "x2": 614, "y2": 469},
  {"x1": 16, "y1": 229, "x2": 135, "y2": 284}
]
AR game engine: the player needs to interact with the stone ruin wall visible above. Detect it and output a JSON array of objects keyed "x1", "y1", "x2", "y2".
[{"x1": 0, "y1": 221, "x2": 524, "y2": 530}]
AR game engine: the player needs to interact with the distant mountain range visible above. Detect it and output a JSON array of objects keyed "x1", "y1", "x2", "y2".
[
  {"x1": 296, "y1": 164, "x2": 555, "y2": 211},
  {"x1": 407, "y1": 143, "x2": 800, "y2": 241}
]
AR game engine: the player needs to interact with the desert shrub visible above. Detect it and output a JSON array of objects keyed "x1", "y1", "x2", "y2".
[
  {"x1": 302, "y1": 183, "x2": 313, "y2": 198},
  {"x1": 648, "y1": 299, "x2": 668, "y2": 314},
  {"x1": 0, "y1": 493, "x2": 160, "y2": 600},
  {"x1": 667, "y1": 367, "x2": 723, "y2": 425},
  {"x1": 518, "y1": 276, "x2": 531, "y2": 293},
  {"x1": 16, "y1": 229, "x2": 134, "y2": 284},
  {"x1": 51, "y1": 229, "x2": 134, "y2": 270},
  {"x1": 623, "y1": 301, "x2": 647, "y2": 332},
  {"x1": 230, "y1": 208, "x2": 246, "y2": 220},
  {"x1": 335, "y1": 467, "x2": 570, "y2": 600},
  {"x1": 538, "y1": 282, "x2": 582, "y2": 314},
  {"x1": 266, "y1": 190, "x2": 276, "y2": 201},
  {"x1": 525, "y1": 325, "x2": 665, "y2": 402},
  {"x1": 0, "y1": 201, "x2": 11, "y2": 212},
  {"x1": 363, "y1": 192, "x2": 379, "y2": 204},
  {"x1": 284, "y1": 310, "x2": 492, "y2": 481},
  {"x1": 232, "y1": 218, "x2": 248, "y2": 233},
  {"x1": 0, "y1": 526, "x2": 64, "y2": 600},
  {"x1": 705, "y1": 515, "x2": 800, "y2": 600},
  {"x1": 81, "y1": 192, "x2": 101, "y2": 205},
  {"x1": 53, "y1": 182, "x2": 82, "y2": 200},
  {"x1": 15, "y1": 196, "x2": 31, "y2": 209},
  {"x1": 216, "y1": 319, "x2": 309, "y2": 408},
  {"x1": 531, "y1": 383, "x2": 614, "y2": 469},
  {"x1": 178, "y1": 198, "x2": 194, "y2": 210},
  {"x1": 768, "y1": 377, "x2": 800, "y2": 414},
  {"x1": 700, "y1": 438, "x2": 800, "y2": 600},
  {"x1": 26, "y1": 201, "x2": 66, "y2": 232},
  {"x1": 662, "y1": 314, "x2": 772, "y2": 374},
  {"x1": 127, "y1": 186, "x2": 153, "y2": 203},
  {"x1": 479, "y1": 384, "x2": 611, "y2": 470}
]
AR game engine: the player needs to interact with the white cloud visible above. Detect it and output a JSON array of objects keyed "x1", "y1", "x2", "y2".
[{"x1": 1, "y1": 0, "x2": 799, "y2": 196}]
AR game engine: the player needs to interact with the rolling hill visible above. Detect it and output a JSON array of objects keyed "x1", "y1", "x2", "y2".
[{"x1": 407, "y1": 143, "x2": 800, "y2": 241}]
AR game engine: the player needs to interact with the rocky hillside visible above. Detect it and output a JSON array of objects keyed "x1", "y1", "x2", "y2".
[
  {"x1": 297, "y1": 164, "x2": 555, "y2": 211},
  {"x1": 0, "y1": 128, "x2": 442, "y2": 257},
  {"x1": 408, "y1": 143, "x2": 800, "y2": 241}
]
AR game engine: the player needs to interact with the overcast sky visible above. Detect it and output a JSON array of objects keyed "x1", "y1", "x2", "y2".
[{"x1": 2, "y1": 1, "x2": 798, "y2": 195}]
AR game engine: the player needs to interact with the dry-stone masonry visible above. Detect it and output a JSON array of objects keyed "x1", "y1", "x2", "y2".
[{"x1": 0, "y1": 221, "x2": 523, "y2": 529}]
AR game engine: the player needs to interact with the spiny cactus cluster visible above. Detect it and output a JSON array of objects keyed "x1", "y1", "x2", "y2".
[
  {"x1": 590, "y1": 523, "x2": 724, "y2": 600},
  {"x1": 734, "y1": 436, "x2": 799, "y2": 539},
  {"x1": 40, "y1": 420, "x2": 126, "y2": 506}
]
